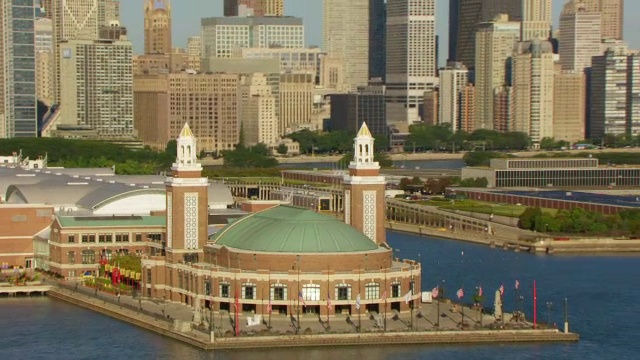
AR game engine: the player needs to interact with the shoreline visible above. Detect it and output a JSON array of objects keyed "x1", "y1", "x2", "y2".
[
  {"x1": 39, "y1": 286, "x2": 578, "y2": 350},
  {"x1": 387, "y1": 222, "x2": 640, "y2": 254}
]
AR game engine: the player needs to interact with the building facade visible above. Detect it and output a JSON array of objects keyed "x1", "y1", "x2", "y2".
[
  {"x1": 279, "y1": 73, "x2": 314, "y2": 135},
  {"x1": 329, "y1": 84, "x2": 387, "y2": 136},
  {"x1": 323, "y1": 0, "x2": 372, "y2": 90},
  {"x1": 559, "y1": 3, "x2": 602, "y2": 72},
  {"x1": 511, "y1": 40, "x2": 555, "y2": 146},
  {"x1": 385, "y1": 0, "x2": 437, "y2": 126},
  {"x1": 201, "y1": 17, "x2": 304, "y2": 59},
  {"x1": 240, "y1": 73, "x2": 278, "y2": 147},
  {"x1": 0, "y1": 0, "x2": 38, "y2": 138},
  {"x1": 580, "y1": 0, "x2": 623, "y2": 40},
  {"x1": 520, "y1": 0, "x2": 551, "y2": 41},
  {"x1": 223, "y1": 0, "x2": 284, "y2": 17},
  {"x1": 458, "y1": 84, "x2": 476, "y2": 133},
  {"x1": 553, "y1": 70, "x2": 586, "y2": 144},
  {"x1": 438, "y1": 63, "x2": 469, "y2": 130},
  {"x1": 474, "y1": 15, "x2": 520, "y2": 131},
  {"x1": 144, "y1": 0, "x2": 171, "y2": 55},
  {"x1": 59, "y1": 39, "x2": 134, "y2": 137}
]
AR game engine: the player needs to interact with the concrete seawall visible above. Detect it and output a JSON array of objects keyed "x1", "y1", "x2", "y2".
[{"x1": 46, "y1": 287, "x2": 578, "y2": 350}]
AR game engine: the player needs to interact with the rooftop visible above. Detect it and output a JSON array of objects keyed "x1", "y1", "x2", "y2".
[
  {"x1": 212, "y1": 205, "x2": 379, "y2": 253},
  {"x1": 57, "y1": 215, "x2": 166, "y2": 228}
]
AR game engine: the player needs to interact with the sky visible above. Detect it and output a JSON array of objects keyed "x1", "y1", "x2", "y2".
[{"x1": 120, "y1": 0, "x2": 639, "y2": 65}]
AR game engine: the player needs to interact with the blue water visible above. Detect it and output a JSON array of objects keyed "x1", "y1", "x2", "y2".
[{"x1": 1, "y1": 231, "x2": 638, "y2": 359}]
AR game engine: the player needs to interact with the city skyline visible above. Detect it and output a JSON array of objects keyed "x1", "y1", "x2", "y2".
[{"x1": 118, "y1": 0, "x2": 640, "y2": 64}]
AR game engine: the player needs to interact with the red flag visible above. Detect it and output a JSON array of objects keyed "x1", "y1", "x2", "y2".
[{"x1": 457, "y1": 288, "x2": 464, "y2": 299}]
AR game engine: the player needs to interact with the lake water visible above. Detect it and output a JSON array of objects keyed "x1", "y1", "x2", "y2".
[{"x1": 1, "y1": 231, "x2": 638, "y2": 359}]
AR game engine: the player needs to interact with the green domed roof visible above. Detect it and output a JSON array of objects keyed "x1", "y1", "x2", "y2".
[{"x1": 212, "y1": 205, "x2": 378, "y2": 253}]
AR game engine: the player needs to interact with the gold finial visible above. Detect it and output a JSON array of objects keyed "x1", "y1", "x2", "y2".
[
  {"x1": 357, "y1": 122, "x2": 372, "y2": 138},
  {"x1": 179, "y1": 123, "x2": 194, "y2": 138}
]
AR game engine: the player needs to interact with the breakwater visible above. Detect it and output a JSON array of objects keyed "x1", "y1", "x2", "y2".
[{"x1": 44, "y1": 286, "x2": 578, "y2": 351}]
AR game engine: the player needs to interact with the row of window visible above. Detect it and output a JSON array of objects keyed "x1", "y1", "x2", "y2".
[{"x1": 67, "y1": 233, "x2": 163, "y2": 244}]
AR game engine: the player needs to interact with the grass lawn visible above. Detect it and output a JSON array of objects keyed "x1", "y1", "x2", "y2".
[{"x1": 415, "y1": 199, "x2": 557, "y2": 218}]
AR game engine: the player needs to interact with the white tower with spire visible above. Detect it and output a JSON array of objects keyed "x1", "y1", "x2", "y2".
[
  {"x1": 343, "y1": 123, "x2": 387, "y2": 245},
  {"x1": 165, "y1": 123, "x2": 209, "y2": 251}
]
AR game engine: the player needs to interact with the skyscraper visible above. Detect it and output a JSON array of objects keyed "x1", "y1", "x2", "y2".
[
  {"x1": 59, "y1": 39, "x2": 134, "y2": 137},
  {"x1": 0, "y1": 0, "x2": 38, "y2": 137},
  {"x1": 240, "y1": 73, "x2": 278, "y2": 147},
  {"x1": 474, "y1": 15, "x2": 520, "y2": 130},
  {"x1": 581, "y1": 0, "x2": 623, "y2": 40},
  {"x1": 323, "y1": 0, "x2": 371, "y2": 90},
  {"x1": 144, "y1": 0, "x2": 171, "y2": 55},
  {"x1": 520, "y1": 0, "x2": 552, "y2": 41},
  {"x1": 386, "y1": 0, "x2": 437, "y2": 126},
  {"x1": 438, "y1": 63, "x2": 469, "y2": 130},
  {"x1": 448, "y1": 0, "x2": 521, "y2": 68},
  {"x1": 369, "y1": 0, "x2": 386, "y2": 80},
  {"x1": 51, "y1": 0, "x2": 102, "y2": 104},
  {"x1": 224, "y1": 0, "x2": 284, "y2": 17},
  {"x1": 511, "y1": 39, "x2": 555, "y2": 146},
  {"x1": 559, "y1": 2, "x2": 602, "y2": 72},
  {"x1": 554, "y1": 69, "x2": 586, "y2": 144}
]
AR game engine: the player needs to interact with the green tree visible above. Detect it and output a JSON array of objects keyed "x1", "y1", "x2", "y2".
[
  {"x1": 222, "y1": 143, "x2": 278, "y2": 168},
  {"x1": 519, "y1": 207, "x2": 542, "y2": 230},
  {"x1": 276, "y1": 143, "x2": 288, "y2": 155}
]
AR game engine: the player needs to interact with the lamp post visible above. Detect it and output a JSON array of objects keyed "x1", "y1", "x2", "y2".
[
  {"x1": 296, "y1": 255, "x2": 301, "y2": 334},
  {"x1": 564, "y1": 297, "x2": 569, "y2": 333}
]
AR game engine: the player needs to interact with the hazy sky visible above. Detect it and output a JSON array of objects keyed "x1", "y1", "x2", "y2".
[{"x1": 120, "y1": 0, "x2": 639, "y2": 65}]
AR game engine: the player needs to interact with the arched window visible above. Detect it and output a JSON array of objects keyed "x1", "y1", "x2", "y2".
[
  {"x1": 241, "y1": 282, "x2": 256, "y2": 300},
  {"x1": 365, "y1": 282, "x2": 380, "y2": 300},
  {"x1": 180, "y1": 145, "x2": 185, "y2": 163},
  {"x1": 270, "y1": 283, "x2": 287, "y2": 301},
  {"x1": 302, "y1": 284, "x2": 320, "y2": 301},
  {"x1": 335, "y1": 283, "x2": 351, "y2": 300}
]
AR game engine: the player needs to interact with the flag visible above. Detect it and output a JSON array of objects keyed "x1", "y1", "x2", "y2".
[
  {"x1": 515, "y1": 280, "x2": 520, "y2": 290},
  {"x1": 267, "y1": 299, "x2": 272, "y2": 314},
  {"x1": 327, "y1": 295, "x2": 332, "y2": 309},
  {"x1": 356, "y1": 294, "x2": 361, "y2": 310},
  {"x1": 457, "y1": 288, "x2": 464, "y2": 299},
  {"x1": 298, "y1": 291, "x2": 306, "y2": 307},
  {"x1": 478, "y1": 286, "x2": 483, "y2": 297},
  {"x1": 432, "y1": 287, "x2": 439, "y2": 299},
  {"x1": 381, "y1": 290, "x2": 387, "y2": 301},
  {"x1": 499, "y1": 284, "x2": 504, "y2": 296},
  {"x1": 404, "y1": 291, "x2": 412, "y2": 304}
]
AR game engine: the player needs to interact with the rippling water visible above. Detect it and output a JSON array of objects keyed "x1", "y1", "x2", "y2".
[{"x1": 1, "y1": 231, "x2": 638, "y2": 359}]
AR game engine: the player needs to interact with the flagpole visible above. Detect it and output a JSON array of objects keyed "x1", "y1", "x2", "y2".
[
  {"x1": 326, "y1": 267, "x2": 330, "y2": 327},
  {"x1": 410, "y1": 263, "x2": 414, "y2": 331},
  {"x1": 296, "y1": 255, "x2": 301, "y2": 334},
  {"x1": 268, "y1": 269, "x2": 271, "y2": 329},
  {"x1": 358, "y1": 270, "x2": 361, "y2": 333},
  {"x1": 384, "y1": 269, "x2": 387, "y2": 332}
]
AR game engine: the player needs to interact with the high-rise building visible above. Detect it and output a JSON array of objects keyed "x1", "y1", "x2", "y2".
[
  {"x1": 279, "y1": 73, "x2": 314, "y2": 134},
  {"x1": 474, "y1": 15, "x2": 520, "y2": 130},
  {"x1": 588, "y1": 47, "x2": 630, "y2": 138},
  {"x1": 520, "y1": 0, "x2": 551, "y2": 41},
  {"x1": 240, "y1": 73, "x2": 278, "y2": 147},
  {"x1": 1, "y1": 0, "x2": 38, "y2": 138},
  {"x1": 448, "y1": 0, "x2": 521, "y2": 68},
  {"x1": 581, "y1": 0, "x2": 623, "y2": 40},
  {"x1": 329, "y1": 81, "x2": 387, "y2": 136},
  {"x1": 187, "y1": 36, "x2": 201, "y2": 56},
  {"x1": 386, "y1": 0, "x2": 437, "y2": 126},
  {"x1": 511, "y1": 40, "x2": 555, "y2": 146},
  {"x1": 134, "y1": 72, "x2": 241, "y2": 152},
  {"x1": 459, "y1": 84, "x2": 476, "y2": 133},
  {"x1": 59, "y1": 39, "x2": 134, "y2": 137},
  {"x1": 99, "y1": 21, "x2": 127, "y2": 41},
  {"x1": 323, "y1": 0, "x2": 370, "y2": 90},
  {"x1": 144, "y1": 0, "x2": 171, "y2": 55},
  {"x1": 559, "y1": 3, "x2": 602, "y2": 72},
  {"x1": 36, "y1": 18, "x2": 55, "y2": 107},
  {"x1": 627, "y1": 54, "x2": 640, "y2": 137},
  {"x1": 493, "y1": 86, "x2": 512, "y2": 132},
  {"x1": 98, "y1": 0, "x2": 119, "y2": 26},
  {"x1": 554, "y1": 69, "x2": 586, "y2": 144},
  {"x1": 233, "y1": 47, "x2": 322, "y2": 76},
  {"x1": 201, "y1": 17, "x2": 304, "y2": 59},
  {"x1": 438, "y1": 63, "x2": 469, "y2": 130},
  {"x1": 369, "y1": 0, "x2": 386, "y2": 80},
  {"x1": 223, "y1": 0, "x2": 284, "y2": 17},
  {"x1": 51, "y1": 0, "x2": 102, "y2": 104}
]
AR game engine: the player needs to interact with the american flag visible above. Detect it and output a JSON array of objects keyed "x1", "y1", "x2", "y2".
[
  {"x1": 478, "y1": 286, "x2": 483, "y2": 297},
  {"x1": 355, "y1": 294, "x2": 361, "y2": 310},
  {"x1": 404, "y1": 291, "x2": 412, "y2": 304},
  {"x1": 298, "y1": 291, "x2": 306, "y2": 307},
  {"x1": 327, "y1": 295, "x2": 331, "y2": 309},
  {"x1": 381, "y1": 290, "x2": 387, "y2": 301},
  {"x1": 267, "y1": 299, "x2": 272, "y2": 314},
  {"x1": 515, "y1": 280, "x2": 520, "y2": 290},
  {"x1": 499, "y1": 284, "x2": 504, "y2": 296},
  {"x1": 457, "y1": 288, "x2": 464, "y2": 299},
  {"x1": 432, "y1": 286, "x2": 439, "y2": 299}
]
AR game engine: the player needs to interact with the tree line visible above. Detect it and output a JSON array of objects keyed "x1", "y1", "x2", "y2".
[{"x1": 519, "y1": 207, "x2": 640, "y2": 235}]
